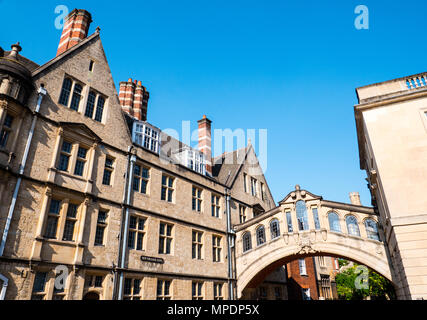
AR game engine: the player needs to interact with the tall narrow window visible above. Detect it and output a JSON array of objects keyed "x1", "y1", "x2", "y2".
[
  {"x1": 243, "y1": 173, "x2": 247, "y2": 193},
  {"x1": 84, "y1": 91, "x2": 96, "y2": 118},
  {"x1": 328, "y1": 212, "x2": 341, "y2": 233},
  {"x1": 261, "y1": 183, "x2": 265, "y2": 201},
  {"x1": 133, "y1": 164, "x2": 149, "y2": 194},
  {"x1": 346, "y1": 215, "x2": 360, "y2": 237},
  {"x1": 161, "y1": 175, "x2": 174, "y2": 202},
  {"x1": 94, "y1": 210, "x2": 108, "y2": 246},
  {"x1": 211, "y1": 195, "x2": 220, "y2": 218},
  {"x1": 57, "y1": 141, "x2": 72, "y2": 171},
  {"x1": 274, "y1": 287, "x2": 282, "y2": 300},
  {"x1": 312, "y1": 207, "x2": 321, "y2": 230},
  {"x1": 192, "y1": 282, "x2": 204, "y2": 300},
  {"x1": 270, "y1": 219, "x2": 280, "y2": 239},
  {"x1": 256, "y1": 226, "x2": 266, "y2": 246},
  {"x1": 156, "y1": 280, "x2": 171, "y2": 300},
  {"x1": 213, "y1": 283, "x2": 223, "y2": 300},
  {"x1": 212, "y1": 235, "x2": 222, "y2": 262},
  {"x1": 94, "y1": 96, "x2": 105, "y2": 122},
  {"x1": 44, "y1": 199, "x2": 61, "y2": 239},
  {"x1": 299, "y1": 259, "x2": 307, "y2": 275},
  {"x1": 59, "y1": 77, "x2": 72, "y2": 106},
  {"x1": 128, "y1": 216, "x2": 146, "y2": 251},
  {"x1": 0, "y1": 114, "x2": 14, "y2": 148},
  {"x1": 102, "y1": 157, "x2": 114, "y2": 185},
  {"x1": 192, "y1": 230, "x2": 203, "y2": 260},
  {"x1": 365, "y1": 219, "x2": 380, "y2": 241},
  {"x1": 286, "y1": 210, "x2": 293, "y2": 232},
  {"x1": 251, "y1": 177, "x2": 257, "y2": 197},
  {"x1": 89, "y1": 60, "x2": 94, "y2": 72},
  {"x1": 159, "y1": 223, "x2": 173, "y2": 254},
  {"x1": 239, "y1": 205, "x2": 247, "y2": 224},
  {"x1": 192, "y1": 187, "x2": 202, "y2": 212},
  {"x1": 74, "y1": 146, "x2": 87, "y2": 176},
  {"x1": 69, "y1": 83, "x2": 82, "y2": 111},
  {"x1": 31, "y1": 272, "x2": 48, "y2": 300},
  {"x1": 62, "y1": 203, "x2": 78, "y2": 241},
  {"x1": 243, "y1": 232, "x2": 252, "y2": 252},
  {"x1": 296, "y1": 200, "x2": 309, "y2": 231}
]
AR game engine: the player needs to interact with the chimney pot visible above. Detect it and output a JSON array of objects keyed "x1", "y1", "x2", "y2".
[
  {"x1": 56, "y1": 9, "x2": 92, "y2": 56},
  {"x1": 349, "y1": 192, "x2": 362, "y2": 205},
  {"x1": 198, "y1": 115, "x2": 212, "y2": 176}
]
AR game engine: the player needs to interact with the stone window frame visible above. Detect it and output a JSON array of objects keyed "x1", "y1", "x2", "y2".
[
  {"x1": 250, "y1": 177, "x2": 258, "y2": 197},
  {"x1": 298, "y1": 258, "x2": 307, "y2": 276},
  {"x1": 161, "y1": 174, "x2": 175, "y2": 203},
  {"x1": 242, "y1": 232, "x2": 252, "y2": 253},
  {"x1": 213, "y1": 282, "x2": 224, "y2": 300},
  {"x1": 94, "y1": 208, "x2": 109, "y2": 246},
  {"x1": 269, "y1": 218, "x2": 281, "y2": 240},
  {"x1": 191, "y1": 281, "x2": 204, "y2": 300},
  {"x1": 239, "y1": 204, "x2": 247, "y2": 224},
  {"x1": 132, "y1": 163, "x2": 150, "y2": 194},
  {"x1": 123, "y1": 277, "x2": 143, "y2": 300},
  {"x1": 158, "y1": 221, "x2": 174, "y2": 255},
  {"x1": 128, "y1": 214, "x2": 147, "y2": 251},
  {"x1": 50, "y1": 127, "x2": 98, "y2": 184},
  {"x1": 256, "y1": 225, "x2": 266, "y2": 246},
  {"x1": 211, "y1": 193, "x2": 221, "y2": 218},
  {"x1": 0, "y1": 101, "x2": 25, "y2": 157},
  {"x1": 42, "y1": 196, "x2": 84, "y2": 243},
  {"x1": 192, "y1": 186, "x2": 203, "y2": 212},
  {"x1": 212, "y1": 234, "x2": 222, "y2": 263},
  {"x1": 156, "y1": 279, "x2": 172, "y2": 300},
  {"x1": 58, "y1": 75, "x2": 86, "y2": 112},
  {"x1": 192, "y1": 229, "x2": 204, "y2": 260},
  {"x1": 345, "y1": 214, "x2": 361, "y2": 237},
  {"x1": 83, "y1": 87, "x2": 107, "y2": 123},
  {"x1": 102, "y1": 156, "x2": 115, "y2": 186},
  {"x1": 31, "y1": 267, "x2": 70, "y2": 300}
]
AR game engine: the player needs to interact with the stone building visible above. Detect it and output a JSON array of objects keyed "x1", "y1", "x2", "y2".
[
  {"x1": 0, "y1": 9, "x2": 277, "y2": 300},
  {"x1": 355, "y1": 72, "x2": 427, "y2": 300}
]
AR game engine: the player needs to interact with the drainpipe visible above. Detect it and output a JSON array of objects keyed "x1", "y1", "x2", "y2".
[
  {"x1": 0, "y1": 85, "x2": 47, "y2": 257},
  {"x1": 225, "y1": 188, "x2": 235, "y2": 300},
  {"x1": 117, "y1": 149, "x2": 136, "y2": 300},
  {"x1": 0, "y1": 273, "x2": 8, "y2": 300},
  {"x1": 112, "y1": 146, "x2": 132, "y2": 299}
]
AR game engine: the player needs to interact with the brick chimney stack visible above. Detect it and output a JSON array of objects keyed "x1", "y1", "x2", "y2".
[
  {"x1": 118, "y1": 78, "x2": 149, "y2": 121},
  {"x1": 57, "y1": 9, "x2": 92, "y2": 56},
  {"x1": 198, "y1": 115, "x2": 212, "y2": 176},
  {"x1": 349, "y1": 192, "x2": 362, "y2": 205}
]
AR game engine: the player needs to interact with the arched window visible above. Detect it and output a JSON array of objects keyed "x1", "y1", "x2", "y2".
[
  {"x1": 243, "y1": 232, "x2": 252, "y2": 252},
  {"x1": 346, "y1": 215, "x2": 360, "y2": 236},
  {"x1": 296, "y1": 200, "x2": 309, "y2": 231},
  {"x1": 59, "y1": 77, "x2": 72, "y2": 106},
  {"x1": 328, "y1": 212, "x2": 341, "y2": 232},
  {"x1": 256, "y1": 226, "x2": 266, "y2": 246},
  {"x1": 270, "y1": 219, "x2": 280, "y2": 239},
  {"x1": 365, "y1": 219, "x2": 380, "y2": 241}
]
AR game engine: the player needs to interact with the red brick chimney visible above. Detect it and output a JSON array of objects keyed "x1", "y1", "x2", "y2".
[
  {"x1": 57, "y1": 9, "x2": 92, "y2": 56},
  {"x1": 119, "y1": 78, "x2": 149, "y2": 121},
  {"x1": 197, "y1": 115, "x2": 212, "y2": 176}
]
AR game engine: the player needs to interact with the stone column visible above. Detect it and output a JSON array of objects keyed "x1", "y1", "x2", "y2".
[
  {"x1": 30, "y1": 187, "x2": 52, "y2": 261},
  {"x1": 84, "y1": 143, "x2": 97, "y2": 193},
  {"x1": 47, "y1": 128, "x2": 63, "y2": 182},
  {"x1": 73, "y1": 197, "x2": 90, "y2": 265}
]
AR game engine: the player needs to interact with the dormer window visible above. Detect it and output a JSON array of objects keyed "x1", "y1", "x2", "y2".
[
  {"x1": 132, "y1": 121, "x2": 160, "y2": 154},
  {"x1": 184, "y1": 149, "x2": 205, "y2": 175}
]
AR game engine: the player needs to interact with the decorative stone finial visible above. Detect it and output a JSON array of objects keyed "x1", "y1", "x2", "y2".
[
  {"x1": 9, "y1": 42, "x2": 22, "y2": 59},
  {"x1": 295, "y1": 184, "x2": 300, "y2": 191}
]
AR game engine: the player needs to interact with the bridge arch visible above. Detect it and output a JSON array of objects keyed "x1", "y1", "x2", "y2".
[{"x1": 234, "y1": 186, "x2": 394, "y2": 299}]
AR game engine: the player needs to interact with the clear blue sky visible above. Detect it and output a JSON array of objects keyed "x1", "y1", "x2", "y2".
[{"x1": 2, "y1": 0, "x2": 426, "y2": 205}]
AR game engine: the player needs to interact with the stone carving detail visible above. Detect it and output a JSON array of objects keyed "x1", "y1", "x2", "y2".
[{"x1": 298, "y1": 233, "x2": 317, "y2": 255}]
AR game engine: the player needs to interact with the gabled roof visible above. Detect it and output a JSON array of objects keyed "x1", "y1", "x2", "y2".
[
  {"x1": 212, "y1": 145, "x2": 250, "y2": 187},
  {"x1": 278, "y1": 187, "x2": 323, "y2": 204},
  {"x1": 32, "y1": 31, "x2": 100, "y2": 77}
]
